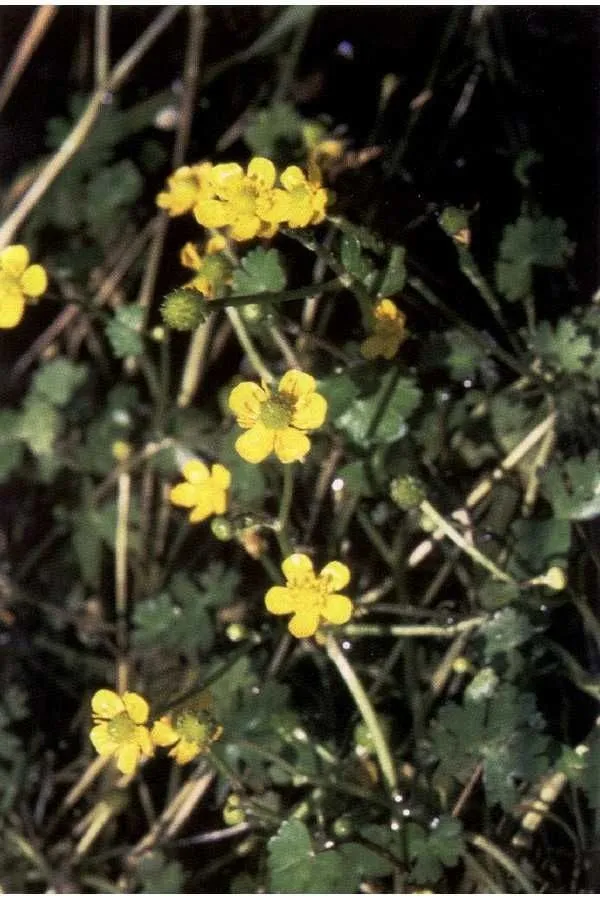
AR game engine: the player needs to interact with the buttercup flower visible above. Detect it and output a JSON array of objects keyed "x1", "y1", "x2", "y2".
[
  {"x1": 156, "y1": 162, "x2": 212, "y2": 216},
  {"x1": 194, "y1": 157, "x2": 279, "y2": 241},
  {"x1": 265, "y1": 553, "x2": 353, "y2": 638},
  {"x1": 360, "y1": 298, "x2": 407, "y2": 360},
  {"x1": 170, "y1": 459, "x2": 231, "y2": 523},
  {"x1": 228, "y1": 369, "x2": 327, "y2": 464},
  {"x1": 259, "y1": 163, "x2": 329, "y2": 229},
  {"x1": 89, "y1": 689, "x2": 153, "y2": 775},
  {"x1": 151, "y1": 709, "x2": 223, "y2": 765},
  {"x1": 0, "y1": 245, "x2": 47, "y2": 329},
  {"x1": 180, "y1": 234, "x2": 232, "y2": 298}
]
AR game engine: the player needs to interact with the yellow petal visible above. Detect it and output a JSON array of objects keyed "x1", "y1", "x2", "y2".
[
  {"x1": 323, "y1": 593, "x2": 353, "y2": 625},
  {"x1": 0, "y1": 291, "x2": 25, "y2": 329},
  {"x1": 212, "y1": 488, "x2": 228, "y2": 516},
  {"x1": 278, "y1": 369, "x2": 316, "y2": 400},
  {"x1": 136, "y1": 725, "x2": 154, "y2": 756},
  {"x1": 90, "y1": 723, "x2": 118, "y2": 755},
  {"x1": 171, "y1": 739, "x2": 201, "y2": 765},
  {"x1": 115, "y1": 742, "x2": 140, "y2": 775},
  {"x1": 247, "y1": 157, "x2": 276, "y2": 190},
  {"x1": 287, "y1": 199, "x2": 314, "y2": 229},
  {"x1": 374, "y1": 298, "x2": 399, "y2": 321},
  {"x1": 280, "y1": 166, "x2": 307, "y2": 192},
  {"x1": 170, "y1": 482, "x2": 201, "y2": 509},
  {"x1": 229, "y1": 214, "x2": 261, "y2": 242},
  {"x1": 320, "y1": 560, "x2": 351, "y2": 591},
  {"x1": 209, "y1": 162, "x2": 244, "y2": 192},
  {"x1": 273, "y1": 427, "x2": 310, "y2": 463},
  {"x1": 92, "y1": 689, "x2": 124, "y2": 719},
  {"x1": 194, "y1": 198, "x2": 230, "y2": 228},
  {"x1": 182, "y1": 459, "x2": 210, "y2": 484},
  {"x1": 20, "y1": 264, "x2": 47, "y2": 298},
  {"x1": 281, "y1": 553, "x2": 314, "y2": 582},
  {"x1": 188, "y1": 494, "x2": 216, "y2": 523},
  {"x1": 290, "y1": 392, "x2": 327, "y2": 430},
  {"x1": 206, "y1": 234, "x2": 227, "y2": 254},
  {"x1": 211, "y1": 463, "x2": 231, "y2": 490},
  {"x1": 0, "y1": 245, "x2": 28, "y2": 277},
  {"x1": 235, "y1": 424, "x2": 274, "y2": 464},
  {"x1": 122, "y1": 692, "x2": 149, "y2": 724},
  {"x1": 180, "y1": 242, "x2": 203, "y2": 271},
  {"x1": 151, "y1": 717, "x2": 178, "y2": 747},
  {"x1": 265, "y1": 586, "x2": 296, "y2": 615},
  {"x1": 288, "y1": 609, "x2": 320, "y2": 639},
  {"x1": 228, "y1": 381, "x2": 267, "y2": 426}
]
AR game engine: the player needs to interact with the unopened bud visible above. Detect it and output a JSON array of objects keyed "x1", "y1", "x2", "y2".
[{"x1": 390, "y1": 475, "x2": 426, "y2": 511}]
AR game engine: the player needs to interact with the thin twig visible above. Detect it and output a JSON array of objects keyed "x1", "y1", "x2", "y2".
[
  {"x1": 0, "y1": 6, "x2": 181, "y2": 249},
  {"x1": 0, "y1": 6, "x2": 57, "y2": 116},
  {"x1": 94, "y1": 7, "x2": 110, "y2": 87}
]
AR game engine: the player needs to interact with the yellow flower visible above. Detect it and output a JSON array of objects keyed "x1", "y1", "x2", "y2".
[
  {"x1": 194, "y1": 157, "x2": 278, "y2": 242},
  {"x1": 89, "y1": 689, "x2": 153, "y2": 775},
  {"x1": 169, "y1": 459, "x2": 231, "y2": 523},
  {"x1": 180, "y1": 234, "x2": 232, "y2": 299},
  {"x1": 228, "y1": 369, "x2": 327, "y2": 464},
  {"x1": 151, "y1": 709, "x2": 223, "y2": 765},
  {"x1": 156, "y1": 162, "x2": 212, "y2": 216},
  {"x1": 260, "y1": 163, "x2": 328, "y2": 229},
  {"x1": 265, "y1": 553, "x2": 353, "y2": 638},
  {"x1": 0, "y1": 245, "x2": 47, "y2": 329},
  {"x1": 360, "y1": 298, "x2": 407, "y2": 360}
]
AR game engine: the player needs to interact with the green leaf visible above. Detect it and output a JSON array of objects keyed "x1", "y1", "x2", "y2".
[
  {"x1": 340, "y1": 234, "x2": 373, "y2": 285},
  {"x1": 495, "y1": 214, "x2": 573, "y2": 302},
  {"x1": 406, "y1": 816, "x2": 465, "y2": 885},
  {"x1": 540, "y1": 451, "x2": 600, "y2": 521},
  {"x1": 334, "y1": 368, "x2": 423, "y2": 448},
  {"x1": 508, "y1": 517, "x2": 571, "y2": 579},
  {"x1": 431, "y1": 683, "x2": 550, "y2": 811},
  {"x1": 137, "y1": 851, "x2": 185, "y2": 893},
  {"x1": 268, "y1": 820, "x2": 352, "y2": 892},
  {"x1": 244, "y1": 103, "x2": 305, "y2": 159},
  {"x1": 530, "y1": 318, "x2": 592, "y2": 374},
  {"x1": 379, "y1": 245, "x2": 406, "y2": 296},
  {"x1": 31, "y1": 357, "x2": 88, "y2": 406},
  {"x1": 232, "y1": 247, "x2": 286, "y2": 296},
  {"x1": 18, "y1": 397, "x2": 60, "y2": 456},
  {"x1": 489, "y1": 394, "x2": 540, "y2": 454},
  {"x1": 580, "y1": 732, "x2": 600, "y2": 812},
  {"x1": 481, "y1": 608, "x2": 536, "y2": 661},
  {"x1": 105, "y1": 306, "x2": 144, "y2": 358},
  {"x1": 85, "y1": 160, "x2": 143, "y2": 236},
  {"x1": 443, "y1": 328, "x2": 488, "y2": 381},
  {"x1": 0, "y1": 411, "x2": 24, "y2": 482}
]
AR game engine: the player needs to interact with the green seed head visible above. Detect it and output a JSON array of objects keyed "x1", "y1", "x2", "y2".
[
  {"x1": 161, "y1": 289, "x2": 205, "y2": 331},
  {"x1": 390, "y1": 475, "x2": 426, "y2": 511}
]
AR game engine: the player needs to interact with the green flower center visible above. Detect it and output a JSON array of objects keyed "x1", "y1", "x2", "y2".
[
  {"x1": 176, "y1": 712, "x2": 209, "y2": 747},
  {"x1": 107, "y1": 711, "x2": 136, "y2": 743},
  {"x1": 259, "y1": 394, "x2": 294, "y2": 430}
]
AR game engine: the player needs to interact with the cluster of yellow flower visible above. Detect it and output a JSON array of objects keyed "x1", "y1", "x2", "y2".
[
  {"x1": 157, "y1": 156, "x2": 328, "y2": 242},
  {"x1": 0, "y1": 245, "x2": 47, "y2": 329},
  {"x1": 90, "y1": 688, "x2": 221, "y2": 775}
]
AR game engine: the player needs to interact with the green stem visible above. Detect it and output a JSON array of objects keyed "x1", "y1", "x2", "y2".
[
  {"x1": 420, "y1": 499, "x2": 517, "y2": 585},
  {"x1": 344, "y1": 617, "x2": 485, "y2": 639},
  {"x1": 177, "y1": 316, "x2": 213, "y2": 408},
  {"x1": 326, "y1": 634, "x2": 397, "y2": 791},
  {"x1": 356, "y1": 507, "x2": 395, "y2": 568},
  {"x1": 226, "y1": 306, "x2": 273, "y2": 383},
  {"x1": 208, "y1": 277, "x2": 343, "y2": 310},
  {"x1": 276, "y1": 464, "x2": 294, "y2": 556},
  {"x1": 467, "y1": 833, "x2": 537, "y2": 893}
]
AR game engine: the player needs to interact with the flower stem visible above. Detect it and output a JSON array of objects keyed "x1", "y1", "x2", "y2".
[
  {"x1": 343, "y1": 617, "x2": 485, "y2": 639},
  {"x1": 276, "y1": 464, "x2": 294, "y2": 556},
  {"x1": 467, "y1": 833, "x2": 537, "y2": 893},
  {"x1": 419, "y1": 499, "x2": 517, "y2": 585},
  {"x1": 226, "y1": 306, "x2": 274, "y2": 384},
  {"x1": 326, "y1": 634, "x2": 397, "y2": 791},
  {"x1": 177, "y1": 315, "x2": 213, "y2": 407},
  {"x1": 115, "y1": 472, "x2": 131, "y2": 694}
]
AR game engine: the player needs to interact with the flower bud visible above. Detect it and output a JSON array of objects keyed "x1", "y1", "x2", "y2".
[
  {"x1": 390, "y1": 475, "x2": 426, "y2": 511},
  {"x1": 211, "y1": 516, "x2": 233, "y2": 541},
  {"x1": 161, "y1": 289, "x2": 205, "y2": 331}
]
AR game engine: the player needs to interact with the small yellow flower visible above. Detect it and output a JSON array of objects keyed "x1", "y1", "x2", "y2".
[
  {"x1": 89, "y1": 689, "x2": 153, "y2": 775},
  {"x1": 156, "y1": 162, "x2": 212, "y2": 216},
  {"x1": 265, "y1": 553, "x2": 353, "y2": 638},
  {"x1": 169, "y1": 459, "x2": 231, "y2": 523},
  {"x1": 360, "y1": 298, "x2": 407, "y2": 360},
  {"x1": 0, "y1": 245, "x2": 47, "y2": 329},
  {"x1": 180, "y1": 234, "x2": 232, "y2": 299},
  {"x1": 194, "y1": 157, "x2": 278, "y2": 242},
  {"x1": 259, "y1": 163, "x2": 328, "y2": 229},
  {"x1": 228, "y1": 369, "x2": 327, "y2": 465},
  {"x1": 111, "y1": 440, "x2": 132, "y2": 462},
  {"x1": 151, "y1": 709, "x2": 222, "y2": 765}
]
